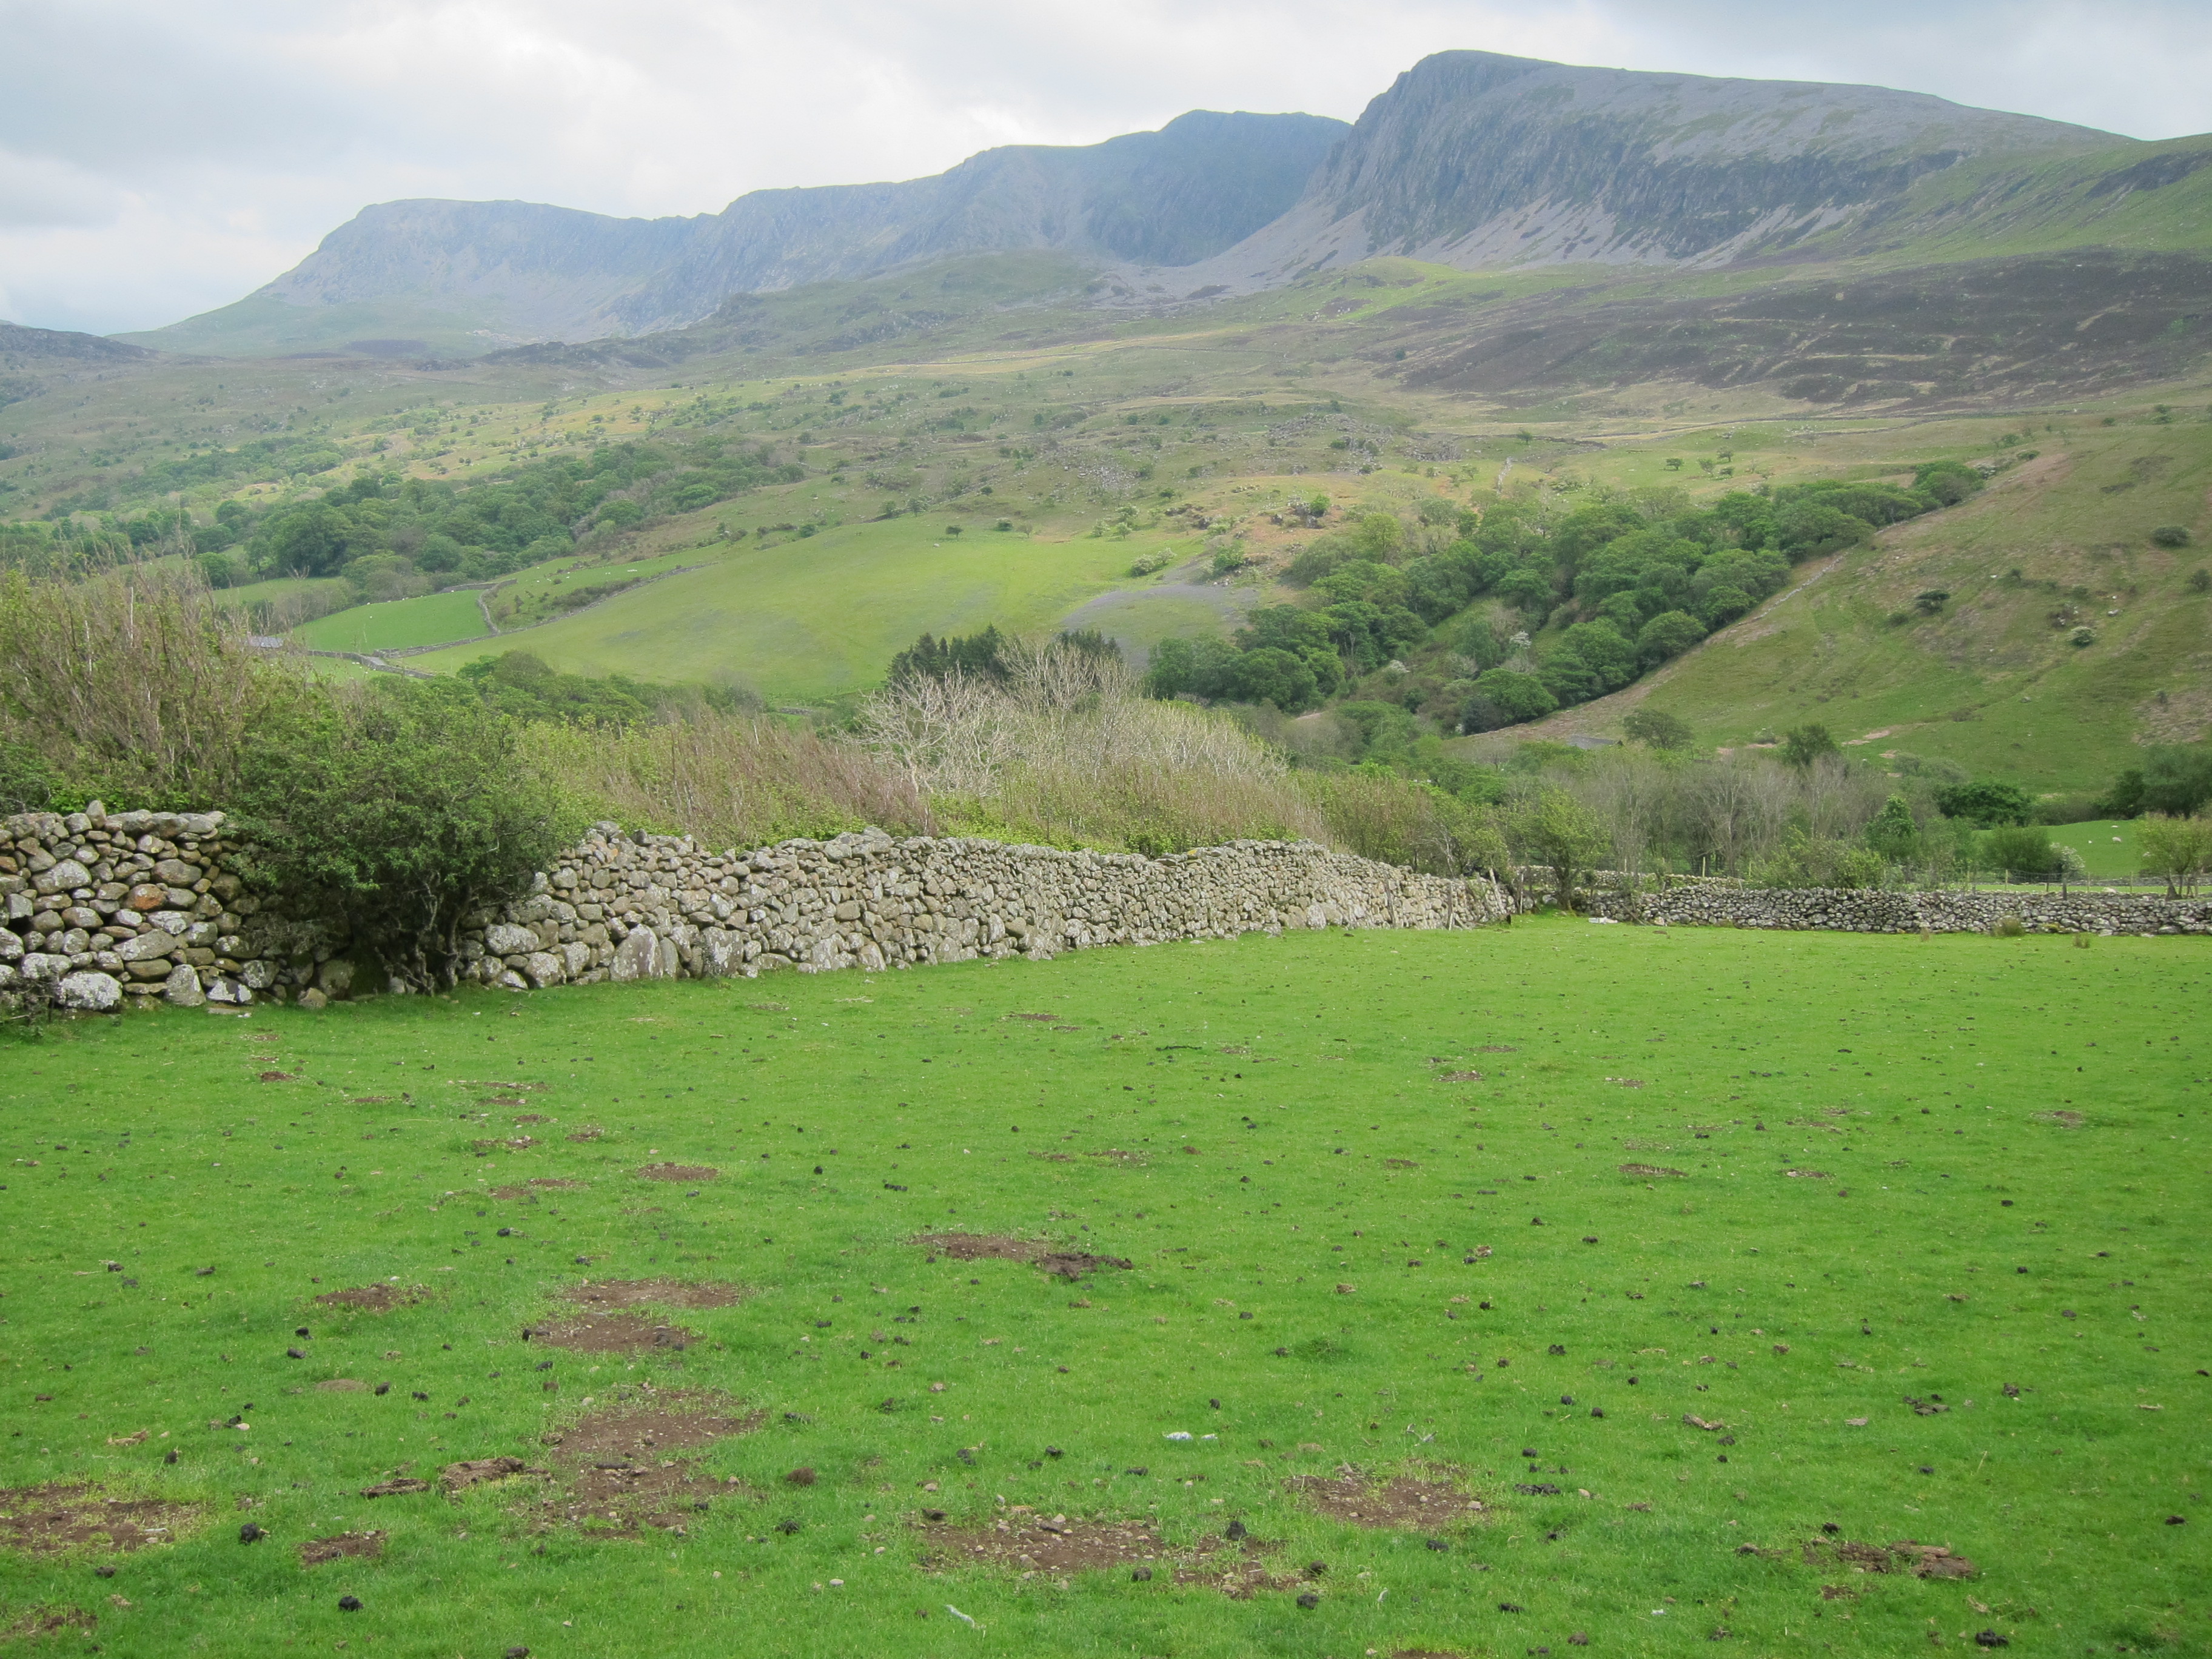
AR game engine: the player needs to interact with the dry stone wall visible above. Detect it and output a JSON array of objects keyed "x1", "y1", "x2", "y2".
[
  {"x1": 1580, "y1": 883, "x2": 2212, "y2": 934},
  {"x1": 0, "y1": 806, "x2": 337, "y2": 1012},
  {"x1": 0, "y1": 808, "x2": 1509, "y2": 1010},
  {"x1": 454, "y1": 823, "x2": 1511, "y2": 991}
]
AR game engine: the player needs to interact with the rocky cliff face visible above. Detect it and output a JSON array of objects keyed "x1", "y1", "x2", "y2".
[
  {"x1": 143, "y1": 110, "x2": 1347, "y2": 353},
  {"x1": 1175, "y1": 50, "x2": 2128, "y2": 289}
]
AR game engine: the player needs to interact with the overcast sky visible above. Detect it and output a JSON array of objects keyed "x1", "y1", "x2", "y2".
[{"x1": 4, "y1": 0, "x2": 2207, "y2": 336}]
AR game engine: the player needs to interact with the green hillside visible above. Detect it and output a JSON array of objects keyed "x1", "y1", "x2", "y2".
[
  {"x1": 404, "y1": 517, "x2": 1201, "y2": 701},
  {"x1": 115, "y1": 293, "x2": 523, "y2": 361},
  {"x1": 1460, "y1": 417, "x2": 2212, "y2": 789}
]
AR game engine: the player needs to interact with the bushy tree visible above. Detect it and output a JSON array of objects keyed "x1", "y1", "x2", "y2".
[
  {"x1": 234, "y1": 682, "x2": 572, "y2": 990},
  {"x1": 1635, "y1": 609, "x2": 1705, "y2": 666},
  {"x1": 1621, "y1": 709, "x2": 1693, "y2": 751},
  {"x1": 1750, "y1": 828, "x2": 1885, "y2": 890},
  {"x1": 1780, "y1": 724, "x2": 1838, "y2": 768},
  {"x1": 1508, "y1": 787, "x2": 1610, "y2": 909},
  {"x1": 1227, "y1": 647, "x2": 1320, "y2": 712},
  {"x1": 2137, "y1": 813, "x2": 2212, "y2": 896},
  {"x1": 1981, "y1": 823, "x2": 2062, "y2": 877},
  {"x1": 1863, "y1": 794, "x2": 1922, "y2": 862},
  {"x1": 1464, "y1": 669, "x2": 1557, "y2": 732},
  {"x1": 1936, "y1": 779, "x2": 2035, "y2": 826}
]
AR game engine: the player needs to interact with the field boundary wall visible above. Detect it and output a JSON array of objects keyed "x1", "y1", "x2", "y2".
[
  {"x1": 0, "y1": 809, "x2": 1509, "y2": 1009},
  {"x1": 1579, "y1": 883, "x2": 2212, "y2": 934}
]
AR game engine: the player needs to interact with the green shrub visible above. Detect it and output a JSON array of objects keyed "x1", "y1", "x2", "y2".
[
  {"x1": 1749, "y1": 829, "x2": 1885, "y2": 890},
  {"x1": 1621, "y1": 709, "x2": 1693, "y2": 751},
  {"x1": 2151, "y1": 526, "x2": 2193, "y2": 548},
  {"x1": 234, "y1": 682, "x2": 572, "y2": 990},
  {"x1": 1981, "y1": 824, "x2": 2062, "y2": 876},
  {"x1": 1936, "y1": 779, "x2": 2034, "y2": 826}
]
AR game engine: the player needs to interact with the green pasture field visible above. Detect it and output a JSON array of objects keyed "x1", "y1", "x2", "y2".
[
  {"x1": 403, "y1": 520, "x2": 1186, "y2": 701},
  {"x1": 294, "y1": 591, "x2": 490, "y2": 655},
  {"x1": 2047, "y1": 821, "x2": 2147, "y2": 881},
  {"x1": 1, "y1": 919, "x2": 2205, "y2": 1656}
]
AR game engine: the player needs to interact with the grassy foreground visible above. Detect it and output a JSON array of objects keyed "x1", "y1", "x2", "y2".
[{"x1": 0, "y1": 920, "x2": 2205, "y2": 1657}]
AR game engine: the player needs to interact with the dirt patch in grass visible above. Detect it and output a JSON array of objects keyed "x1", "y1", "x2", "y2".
[
  {"x1": 358, "y1": 1477, "x2": 432, "y2": 1498},
  {"x1": 1798, "y1": 1538, "x2": 1976, "y2": 1578},
  {"x1": 919, "y1": 1513, "x2": 1167, "y2": 1574},
  {"x1": 1007, "y1": 1013, "x2": 1063, "y2": 1022},
  {"x1": 534, "y1": 1388, "x2": 763, "y2": 1535},
  {"x1": 489, "y1": 1178, "x2": 588, "y2": 1199},
  {"x1": 1085, "y1": 1149, "x2": 1147, "y2": 1165},
  {"x1": 2033, "y1": 1110, "x2": 2086, "y2": 1127},
  {"x1": 1620, "y1": 1163, "x2": 1687, "y2": 1179},
  {"x1": 1172, "y1": 1553, "x2": 1305, "y2": 1600},
  {"x1": 566, "y1": 1127, "x2": 606, "y2": 1142},
  {"x1": 634, "y1": 1163, "x2": 717, "y2": 1182},
  {"x1": 523, "y1": 1312, "x2": 697, "y2": 1353},
  {"x1": 1287, "y1": 1471, "x2": 1486, "y2": 1530},
  {"x1": 1, "y1": 1606, "x2": 96, "y2": 1641},
  {"x1": 1436, "y1": 1070, "x2": 1483, "y2": 1082},
  {"x1": 313, "y1": 1284, "x2": 421, "y2": 1312},
  {"x1": 315, "y1": 1379, "x2": 369, "y2": 1393},
  {"x1": 914, "y1": 1232, "x2": 1131, "y2": 1280},
  {"x1": 917, "y1": 1513, "x2": 1294, "y2": 1596},
  {"x1": 565, "y1": 1279, "x2": 749, "y2": 1312},
  {"x1": 0, "y1": 1484, "x2": 203, "y2": 1555},
  {"x1": 472, "y1": 1136, "x2": 537, "y2": 1154},
  {"x1": 441, "y1": 1456, "x2": 541, "y2": 1494},
  {"x1": 299, "y1": 1532, "x2": 383, "y2": 1566}
]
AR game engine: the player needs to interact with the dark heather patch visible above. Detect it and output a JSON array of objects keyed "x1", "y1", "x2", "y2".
[
  {"x1": 634, "y1": 1163, "x2": 718, "y2": 1182},
  {"x1": 314, "y1": 1284, "x2": 422, "y2": 1312},
  {"x1": 441, "y1": 1457, "x2": 539, "y2": 1493},
  {"x1": 1287, "y1": 1472, "x2": 1487, "y2": 1529},
  {"x1": 0, "y1": 1485, "x2": 203, "y2": 1555},
  {"x1": 300, "y1": 1532, "x2": 384, "y2": 1566},
  {"x1": 523, "y1": 1312, "x2": 697, "y2": 1354},
  {"x1": 535, "y1": 1388, "x2": 764, "y2": 1535},
  {"x1": 1620, "y1": 1163, "x2": 1687, "y2": 1179},
  {"x1": 914, "y1": 1232, "x2": 1131, "y2": 1279},
  {"x1": 566, "y1": 1279, "x2": 750, "y2": 1312}
]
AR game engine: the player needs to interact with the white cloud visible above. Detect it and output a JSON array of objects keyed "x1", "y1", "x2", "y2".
[{"x1": 0, "y1": 0, "x2": 2202, "y2": 334}]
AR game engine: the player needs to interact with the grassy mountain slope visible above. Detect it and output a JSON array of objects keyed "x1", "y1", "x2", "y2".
[{"x1": 1457, "y1": 417, "x2": 2212, "y2": 787}]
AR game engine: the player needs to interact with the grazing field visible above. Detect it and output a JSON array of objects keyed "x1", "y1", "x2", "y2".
[
  {"x1": 294, "y1": 591, "x2": 491, "y2": 656},
  {"x1": 2046, "y1": 820, "x2": 2147, "y2": 881},
  {"x1": 1, "y1": 920, "x2": 2205, "y2": 1657},
  {"x1": 403, "y1": 519, "x2": 1192, "y2": 702}
]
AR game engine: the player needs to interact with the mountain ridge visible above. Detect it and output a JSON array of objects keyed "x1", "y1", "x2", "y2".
[{"x1": 122, "y1": 110, "x2": 1347, "y2": 357}]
